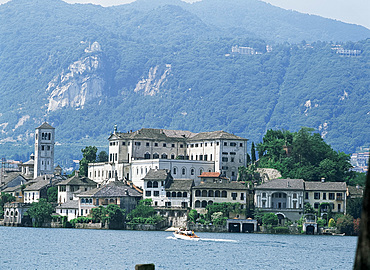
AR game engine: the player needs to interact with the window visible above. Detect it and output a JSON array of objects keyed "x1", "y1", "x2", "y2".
[
  {"x1": 215, "y1": 190, "x2": 220, "y2": 197},
  {"x1": 314, "y1": 203, "x2": 319, "y2": 209},
  {"x1": 240, "y1": 143, "x2": 243, "y2": 147},
  {"x1": 240, "y1": 193, "x2": 244, "y2": 200},
  {"x1": 180, "y1": 144, "x2": 183, "y2": 148},
  {"x1": 323, "y1": 193, "x2": 327, "y2": 200},
  {"x1": 230, "y1": 152, "x2": 236, "y2": 155},
  {"x1": 172, "y1": 192, "x2": 177, "y2": 197},
  {"x1": 224, "y1": 142, "x2": 227, "y2": 146},
  {"x1": 154, "y1": 143, "x2": 158, "y2": 147},
  {"x1": 201, "y1": 190, "x2": 207, "y2": 197},
  {"x1": 134, "y1": 142, "x2": 141, "y2": 146},
  {"x1": 208, "y1": 190, "x2": 214, "y2": 197},
  {"x1": 41, "y1": 145, "x2": 45, "y2": 151},
  {"x1": 182, "y1": 168, "x2": 186, "y2": 175},
  {"x1": 161, "y1": 153, "x2": 168, "y2": 159},
  {"x1": 199, "y1": 155, "x2": 203, "y2": 160},
  {"x1": 205, "y1": 143, "x2": 207, "y2": 147},
  {"x1": 191, "y1": 168, "x2": 195, "y2": 175},
  {"x1": 231, "y1": 192, "x2": 237, "y2": 200},
  {"x1": 147, "y1": 181, "x2": 153, "y2": 188},
  {"x1": 262, "y1": 192, "x2": 266, "y2": 198},
  {"x1": 171, "y1": 154, "x2": 175, "y2": 159},
  {"x1": 195, "y1": 143, "x2": 198, "y2": 147},
  {"x1": 171, "y1": 144, "x2": 175, "y2": 147},
  {"x1": 221, "y1": 191, "x2": 227, "y2": 198},
  {"x1": 216, "y1": 142, "x2": 219, "y2": 146},
  {"x1": 153, "y1": 181, "x2": 158, "y2": 188},
  {"x1": 183, "y1": 192, "x2": 187, "y2": 198},
  {"x1": 204, "y1": 155, "x2": 207, "y2": 161},
  {"x1": 154, "y1": 191, "x2": 159, "y2": 197},
  {"x1": 337, "y1": 193, "x2": 343, "y2": 200},
  {"x1": 191, "y1": 144, "x2": 194, "y2": 148},
  {"x1": 195, "y1": 190, "x2": 201, "y2": 197},
  {"x1": 293, "y1": 193, "x2": 297, "y2": 199},
  {"x1": 145, "y1": 191, "x2": 151, "y2": 197},
  {"x1": 177, "y1": 192, "x2": 182, "y2": 197},
  {"x1": 173, "y1": 167, "x2": 177, "y2": 175},
  {"x1": 144, "y1": 153, "x2": 150, "y2": 159},
  {"x1": 195, "y1": 200, "x2": 200, "y2": 208},
  {"x1": 222, "y1": 157, "x2": 228, "y2": 162},
  {"x1": 146, "y1": 142, "x2": 150, "y2": 147},
  {"x1": 153, "y1": 153, "x2": 159, "y2": 159},
  {"x1": 163, "y1": 143, "x2": 166, "y2": 147},
  {"x1": 329, "y1": 193, "x2": 335, "y2": 200},
  {"x1": 314, "y1": 192, "x2": 320, "y2": 200},
  {"x1": 305, "y1": 192, "x2": 309, "y2": 199},
  {"x1": 222, "y1": 152, "x2": 228, "y2": 155},
  {"x1": 166, "y1": 191, "x2": 171, "y2": 197},
  {"x1": 230, "y1": 142, "x2": 236, "y2": 146},
  {"x1": 231, "y1": 158, "x2": 234, "y2": 162}
]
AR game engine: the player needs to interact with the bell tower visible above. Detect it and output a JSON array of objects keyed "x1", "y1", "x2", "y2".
[{"x1": 34, "y1": 122, "x2": 55, "y2": 178}]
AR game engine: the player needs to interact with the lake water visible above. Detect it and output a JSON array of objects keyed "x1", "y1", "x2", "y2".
[{"x1": 0, "y1": 227, "x2": 357, "y2": 269}]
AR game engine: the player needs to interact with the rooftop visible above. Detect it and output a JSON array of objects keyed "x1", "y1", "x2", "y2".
[
  {"x1": 256, "y1": 179, "x2": 305, "y2": 190},
  {"x1": 142, "y1": 169, "x2": 171, "y2": 181},
  {"x1": 305, "y1": 181, "x2": 347, "y2": 191},
  {"x1": 78, "y1": 181, "x2": 142, "y2": 198},
  {"x1": 166, "y1": 179, "x2": 194, "y2": 191}
]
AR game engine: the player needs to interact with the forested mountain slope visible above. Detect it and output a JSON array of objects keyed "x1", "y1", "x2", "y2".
[{"x1": 0, "y1": 0, "x2": 369, "y2": 167}]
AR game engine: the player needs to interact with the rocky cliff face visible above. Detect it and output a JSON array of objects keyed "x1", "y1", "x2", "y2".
[
  {"x1": 134, "y1": 64, "x2": 172, "y2": 96},
  {"x1": 47, "y1": 42, "x2": 105, "y2": 111}
]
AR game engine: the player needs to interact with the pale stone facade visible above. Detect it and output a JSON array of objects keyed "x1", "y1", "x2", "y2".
[
  {"x1": 34, "y1": 122, "x2": 55, "y2": 178},
  {"x1": 88, "y1": 128, "x2": 248, "y2": 187}
]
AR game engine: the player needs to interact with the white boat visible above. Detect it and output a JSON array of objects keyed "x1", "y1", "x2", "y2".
[{"x1": 173, "y1": 229, "x2": 200, "y2": 241}]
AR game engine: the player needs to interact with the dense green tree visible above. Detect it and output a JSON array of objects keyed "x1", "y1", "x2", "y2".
[
  {"x1": 97, "y1": 151, "x2": 108, "y2": 162},
  {"x1": 262, "y1": 212, "x2": 278, "y2": 226},
  {"x1": 251, "y1": 142, "x2": 256, "y2": 164},
  {"x1": 205, "y1": 202, "x2": 241, "y2": 221},
  {"x1": 347, "y1": 197, "x2": 363, "y2": 219},
  {"x1": 188, "y1": 209, "x2": 198, "y2": 223},
  {"x1": 47, "y1": 186, "x2": 58, "y2": 203},
  {"x1": 79, "y1": 146, "x2": 97, "y2": 176},
  {"x1": 336, "y1": 215, "x2": 355, "y2": 235},
  {"x1": 0, "y1": 192, "x2": 16, "y2": 218},
  {"x1": 257, "y1": 128, "x2": 353, "y2": 182},
  {"x1": 26, "y1": 198, "x2": 54, "y2": 227}
]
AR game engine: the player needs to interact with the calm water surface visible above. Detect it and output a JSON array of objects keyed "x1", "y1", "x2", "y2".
[{"x1": 0, "y1": 226, "x2": 357, "y2": 269}]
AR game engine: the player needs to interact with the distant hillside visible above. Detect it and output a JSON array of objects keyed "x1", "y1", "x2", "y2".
[{"x1": 0, "y1": 0, "x2": 369, "y2": 169}]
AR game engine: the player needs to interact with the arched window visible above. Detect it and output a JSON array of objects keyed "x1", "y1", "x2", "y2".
[
  {"x1": 262, "y1": 192, "x2": 266, "y2": 198},
  {"x1": 153, "y1": 181, "x2": 158, "y2": 188},
  {"x1": 182, "y1": 168, "x2": 186, "y2": 175},
  {"x1": 177, "y1": 192, "x2": 182, "y2": 197},
  {"x1": 195, "y1": 200, "x2": 200, "y2": 208},
  {"x1": 144, "y1": 153, "x2": 151, "y2": 159},
  {"x1": 215, "y1": 190, "x2": 220, "y2": 197},
  {"x1": 202, "y1": 190, "x2": 208, "y2": 197},
  {"x1": 109, "y1": 199, "x2": 115, "y2": 204},
  {"x1": 191, "y1": 168, "x2": 195, "y2": 175},
  {"x1": 172, "y1": 192, "x2": 177, "y2": 197},
  {"x1": 199, "y1": 168, "x2": 203, "y2": 175},
  {"x1": 147, "y1": 181, "x2": 153, "y2": 188},
  {"x1": 201, "y1": 200, "x2": 207, "y2": 208},
  {"x1": 208, "y1": 190, "x2": 214, "y2": 197},
  {"x1": 166, "y1": 191, "x2": 171, "y2": 197},
  {"x1": 208, "y1": 200, "x2": 213, "y2": 205},
  {"x1": 161, "y1": 153, "x2": 168, "y2": 159},
  {"x1": 153, "y1": 153, "x2": 159, "y2": 159},
  {"x1": 183, "y1": 192, "x2": 187, "y2": 197},
  {"x1": 221, "y1": 191, "x2": 227, "y2": 198},
  {"x1": 293, "y1": 193, "x2": 297, "y2": 199},
  {"x1": 173, "y1": 167, "x2": 177, "y2": 175},
  {"x1": 81, "y1": 198, "x2": 85, "y2": 204},
  {"x1": 195, "y1": 190, "x2": 201, "y2": 197}
]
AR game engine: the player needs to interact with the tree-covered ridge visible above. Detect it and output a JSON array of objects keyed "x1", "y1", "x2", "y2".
[{"x1": 0, "y1": 0, "x2": 369, "y2": 167}]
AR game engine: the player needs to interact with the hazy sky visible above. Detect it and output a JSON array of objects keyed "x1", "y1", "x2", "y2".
[{"x1": 1, "y1": 0, "x2": 369, "y2": 29}]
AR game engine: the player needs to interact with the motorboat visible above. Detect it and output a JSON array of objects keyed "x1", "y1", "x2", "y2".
[{"x1": 173, "y1": 228, "x2": 200, "y2": 241}]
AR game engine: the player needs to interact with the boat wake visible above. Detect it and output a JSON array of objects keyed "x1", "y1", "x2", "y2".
[
  {"x1": 167, "y1": 236, "x2": 237, "y2": 243},
  {"x1": 200, "y1": 238, "x2": 238, "y2": 243}
]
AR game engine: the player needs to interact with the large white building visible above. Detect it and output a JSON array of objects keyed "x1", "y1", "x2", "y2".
[{"x1": 88, "y1": 127, "x2": 248, "y2": 188}]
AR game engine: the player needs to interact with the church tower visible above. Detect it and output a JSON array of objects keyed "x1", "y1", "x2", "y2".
[{"x1": 34, "y1": 122, "x2": 55, "y2": 178}]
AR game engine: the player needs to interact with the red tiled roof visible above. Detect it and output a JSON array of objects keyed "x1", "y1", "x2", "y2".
[{"x1": 199, "y1": 172, "x2": 221, "y2": 178}]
